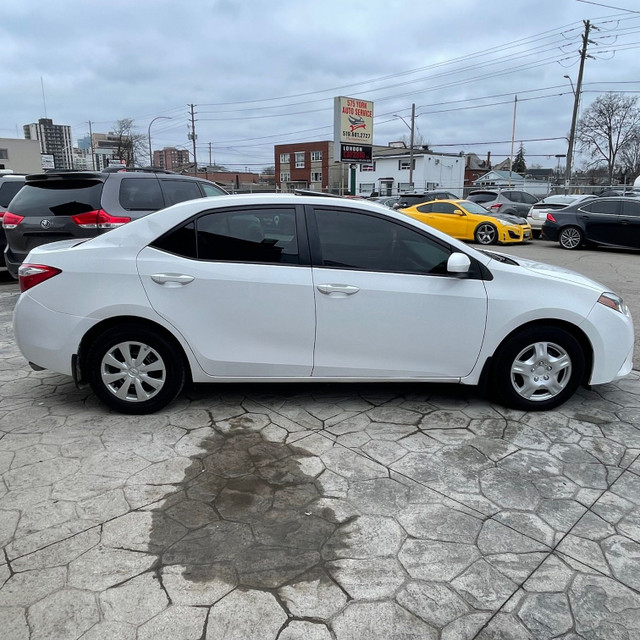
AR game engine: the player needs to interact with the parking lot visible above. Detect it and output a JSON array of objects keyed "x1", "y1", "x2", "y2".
[{"x1": 1, "y1": 241, "x2": 640, "y2": 640}]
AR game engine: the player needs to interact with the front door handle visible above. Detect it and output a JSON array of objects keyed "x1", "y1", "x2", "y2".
[
  {"x1": 151, "y1": 273, "x2": 195, "y2": 286},
  {"x1": 317, "y1": 284, "x2": 360, "y2": 296}
]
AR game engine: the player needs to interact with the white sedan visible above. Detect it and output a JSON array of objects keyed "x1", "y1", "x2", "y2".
[{"x1": 13, "y1": 193, "x2": 634, "y2": 414}]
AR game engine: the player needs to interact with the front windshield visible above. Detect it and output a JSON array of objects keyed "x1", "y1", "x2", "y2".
[{"x1": 461, "y1": 200, "x2": 493, "y2": 215}]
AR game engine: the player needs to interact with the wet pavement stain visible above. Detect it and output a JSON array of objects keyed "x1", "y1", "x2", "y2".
[{"x1": 149, "y1": 409, "x2": 350, "y2": 591}]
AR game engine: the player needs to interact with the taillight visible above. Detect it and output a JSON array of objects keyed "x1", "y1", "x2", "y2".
[
  {"x1": 18, "y1": 264, "x2": 62, "y2": 292},
  {"x1": 2, "y1": 211, "x2": 24, "y2": 229},
  {"x1": 71, "y1": 209, "x2": 131, "y2": 229},
  {"x1": 546, "y1": 213, "x2": 557, "y2": 222},
  {"x1": 489, "y1": 203, "x2": 503, "y2": 211}
]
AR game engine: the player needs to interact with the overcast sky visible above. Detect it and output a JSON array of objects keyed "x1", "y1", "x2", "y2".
[{"x1": 1, "y1": 0, "x2": 639, "y2": 171}]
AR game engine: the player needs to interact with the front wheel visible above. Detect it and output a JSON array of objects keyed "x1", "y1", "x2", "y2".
[
  {"x1": 492, "y1": 326, "x2": 585, "y2": 411},
  {"x1": 86, "y1": 324, "x2": 185, "y2": 414},
  {"x1": 558, "y1": 226, "x2": 583, "y2": 250},
  {"x1": 474, "y1": 222, "x2": 498, "y2": 245}
]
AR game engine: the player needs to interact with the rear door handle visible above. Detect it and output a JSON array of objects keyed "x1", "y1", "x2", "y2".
[
  {"x1": 151, "y1": 273, "x2": 195, "y2": 286},
  {"x1": 317, "y1": 284, "x2": 360, "y2": 296}
]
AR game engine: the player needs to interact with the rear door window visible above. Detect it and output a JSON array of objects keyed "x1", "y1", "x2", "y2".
[
  {"x1": 119, "y1": 178, "x2": 164, "y2": 211},
  {"x1": 581, "y1": 200, "x2": 620, "y2": 214},
  {"x1": 160, "y1": 180, "x2": 203, "y2": 206},
  {"x1": 8, "y1": 180, "x2": 103, "y2": 216}
]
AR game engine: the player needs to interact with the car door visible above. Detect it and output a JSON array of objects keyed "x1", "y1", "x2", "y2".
[
  {"x1": 620, "y1": 199, "x2": 640, "y2": 248},
  {"x1": 307, "y1": 205, "x2": 488, "y2": 378},
  {"x1": 137, "y1": 204, "x2": 316, "y2": 377},
  {"x1": 578, "y1": 199, "x2": 621, "y2": 245}
]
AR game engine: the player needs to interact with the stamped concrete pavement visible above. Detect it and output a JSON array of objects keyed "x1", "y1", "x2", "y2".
[{"x1": 1, "y1": 272, "x2": 640, "y2": 639}]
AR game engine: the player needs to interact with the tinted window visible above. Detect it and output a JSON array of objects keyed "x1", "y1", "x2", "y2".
[
  {"x1": 8, "y1": 180, "x2": 103, "y2": 216},
  {"x1": 197, "y1": 208, "x2": 298, "y2": 263},
  {"x1": 160, "y1": 180, "x2": 203, "y2": 207},
  {"x1": 152, "y1": 221, "x2": 197, "y2": 258},
  {"x1": 314, "y1": 208, "x2": 452, "y2": 275},
  {"x1": 521, "y1": 192, "x2": 538, "y2": 204},
  {"x1": 467, "y1": 193, "x2": 496, "y2": 204},
  {"x1": 119, "y1": 178, "x2": 164, "y2": 211},
  {"x1": 504, "y1": 192, "x2": 520, "y2": 202},
  {"x1": 582, "y1": 200, "x2": 620, "y2": 215},
  {"x1": 199, "y1": 182, "x2": 226, "y2": 197},
  {"x1": 431, "y1": 202, "x2": 456, "y2": 214},
  {"x1": 415, "y1": 203, "x2": 434, "y2": 213},
  {"x1": 622, "y1": 200, "x2": 640, "y2": 217},
  {"x1": 0, "y1": 181, "x2": 25, "y2": 208}
]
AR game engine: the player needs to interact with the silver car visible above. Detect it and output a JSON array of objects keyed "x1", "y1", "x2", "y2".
[{"x1": 527, "y1": 194, "x2": 596, "y2": 238}]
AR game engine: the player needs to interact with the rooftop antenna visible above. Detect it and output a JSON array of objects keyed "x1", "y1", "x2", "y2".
[{"x1": 41, "y1": 76, "x2": 48, "y2": 118}]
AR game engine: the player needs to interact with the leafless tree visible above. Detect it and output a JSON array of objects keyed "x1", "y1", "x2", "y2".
[
  {"x1": 618, "y1": 129, "x2": 640, "y2": 184},
  {"x1": 576, "y1": 93, "x2": 640, "y2": 184},
  {"x1": 111, "y1": 118, "x2": 148, "y2": 167}
]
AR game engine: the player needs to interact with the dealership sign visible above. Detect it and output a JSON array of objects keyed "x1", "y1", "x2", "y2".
[{"x1": 334, "y1": 96, "x2": 374, "y2": 163}]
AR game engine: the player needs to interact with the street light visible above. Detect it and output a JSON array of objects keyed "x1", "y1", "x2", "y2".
[
  {"x1": 148, "y1": 116, "x2": 172, "y2": 167},
  {"x1": 393, "y1": 104, "x2": 416, "y2": 190},
  {"x1": 563, "y1": 75, "x2": 576, "y2": 96}
]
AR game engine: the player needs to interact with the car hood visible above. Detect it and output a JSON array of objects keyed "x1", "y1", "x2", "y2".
[
  {"x1": 489, "y1": 252, "x2": 607, "y2": 292},
  {"x1": 491, "y1": 213, "x2": 527, "y2": 225}
]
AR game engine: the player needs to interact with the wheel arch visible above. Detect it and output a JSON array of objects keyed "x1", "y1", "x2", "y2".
[
  {"x1": 77, "y1": 316, "x2": 193, "y2": 385},
  {"x1": 484, "y1": 318, "x2": 594, "y2": 388}
]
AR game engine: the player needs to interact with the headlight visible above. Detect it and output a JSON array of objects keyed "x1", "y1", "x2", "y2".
[
  {"x1": 598, "y1": 292, "x2": 630, "y2": 315},
  {"x1": 494, "y1": 218, "x2": 513, "y2": 226}
]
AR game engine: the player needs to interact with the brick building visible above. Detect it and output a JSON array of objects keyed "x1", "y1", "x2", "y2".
[{"x1": 153, "y1": 147, "x2": 191, "y2": 171}]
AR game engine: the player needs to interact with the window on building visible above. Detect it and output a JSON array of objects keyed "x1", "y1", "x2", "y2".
[
  {"x1": 295, "y1": 152, "x2": 305, "y2": 168},
  {"x1": 359, "y1": 183, "x2": 375, "y2": 193},
  {"x1": 399, "y1": 159, "x2": 416, "y2": 170},
  {"x1": 280, "y1": 172, "x2": 290, "y2": 182},
  {"x1": 0, "y1": 149, "x2": 8, "y2": 160},
  {"x1": 398, "y1": 182, "x2": 413, "y2": 192},
  {"x1": 311, "y1": 151, "x2": 323, "y2": 161},
  {"x1": 360, "y1": 163, "x2": 376, "y2": 172},
  {"x1": 279, "y1": 153, "x2": 290, "y2": 163},
  {"x1": 311, "y1": 172, "x2": 322, "y2": 182}
]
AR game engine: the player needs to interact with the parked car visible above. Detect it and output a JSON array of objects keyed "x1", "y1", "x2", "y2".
[
  {"x1": 542, "y1": 196, "x2": 640, "y2": 250},
  {"x1": 0, "y1": 173, "x2": 27, "y2": 267},
  {"x1": 13, "y1": 193, "x2": 632, "y2": 414},
  {"x1": 400, "y1": 199, "x2": 532, "y2": 245},
  {"x1": 3, "y1": 167, "x2": 227, "y2": 278},
  {"x1": 597, "y1": 188, "x2": 639, "y2": 198},
  {"x1": 467, "y1": 189, "x2": 539, "y2": 219},
  {"x1": 372, "y1": 195, "x2": 401, "y2": 208},
  {"x1": 527, "y1": 194, "x2": 596, "y2": 238},
  {"x1": 396, "y1": 191, "x2": 459, "y2": 209}
]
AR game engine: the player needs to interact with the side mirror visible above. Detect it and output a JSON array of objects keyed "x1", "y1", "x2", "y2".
[
  {"x1": 447, "y1": 252, "x2": 471, "y2": 275},
  {"x1": 453, "y1": 209, "x2": 465, "y2": 216}
]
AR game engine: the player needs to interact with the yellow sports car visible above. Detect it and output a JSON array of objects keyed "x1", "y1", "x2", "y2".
[{"x1": 400, "y1": 199, "x2": 532, "y2": 245}]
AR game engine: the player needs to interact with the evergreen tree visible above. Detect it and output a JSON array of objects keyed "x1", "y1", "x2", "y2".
[{"x1": 512, "y1": 143, "x2": 526, "y2": 173}]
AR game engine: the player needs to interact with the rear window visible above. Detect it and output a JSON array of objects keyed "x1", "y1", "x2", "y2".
[
  {"x1": 0, "y1": 181, "x2": 25, "y2": 208},
  {"x1": 467, "y1": 193, "x2": 496, "y2": 204},
  {"x1": 8, "y1": 180, "x2": 103, "y2": 216},
  {"x1": 119, "y1": 178, "x2": 164, "y2": 211}
]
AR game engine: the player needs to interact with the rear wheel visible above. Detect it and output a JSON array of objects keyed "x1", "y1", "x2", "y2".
[
  {"x1": 474, "y1": 222, "x2": 498, "y2": 245},
  {"x1": 558, "y1": 226, "x2": 583, "y2": 250},
  {"x1": 492, "y1": 326, "x2": 585, "y2": 411},
  {"x1": 86, "y1": 324, "x2": 185, "y2": 414}
]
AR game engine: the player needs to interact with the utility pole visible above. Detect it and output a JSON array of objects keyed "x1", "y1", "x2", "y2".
[
  {"x1": 508, "y1": 96, "x2": 518, "y2": 187},
  {"x1": 209, "y1": 142, "x2": 212, "y2": 170},
  {"x1": 188, "y1": 104, "x2": 198, "y2": 176},
  {"x1": 409, "y1": 103, "x2": 415, "y2": 189},
  {"x1": 565, "y1": 19, "x2": 593, "y2": 192},
  {"x1": 88, "y1": 120, "x2": 95, "y2": 171}
]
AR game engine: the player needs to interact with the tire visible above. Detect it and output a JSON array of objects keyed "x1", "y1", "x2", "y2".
[
  {"x1": 558, "y1": 226, "x2": 583, "y2": 250},
  {"x1": 492, "y1": 326, "x2": 585, "y2": 411},
  {"x1": 474, "y1": 222, "x2": 498, "y2": 245},
  {"x1": 86, "y1": 324, "x2": 185, "y2": 414}
]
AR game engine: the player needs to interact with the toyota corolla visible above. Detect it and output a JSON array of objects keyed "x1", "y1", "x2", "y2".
[{"x1": 13, "y1": 194, "x2": 633, "y2": 414}]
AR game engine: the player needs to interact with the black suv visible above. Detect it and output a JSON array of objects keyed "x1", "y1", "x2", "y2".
[
  {"x1": 396, "y1": 191, "x2": 459, "y2": 209},
  {"x1": 3, "y1": 167, "x2": 227, "y2": 278},
  {"x1": 0, "y1": 174, "x2": 27, "y2": 267}
]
